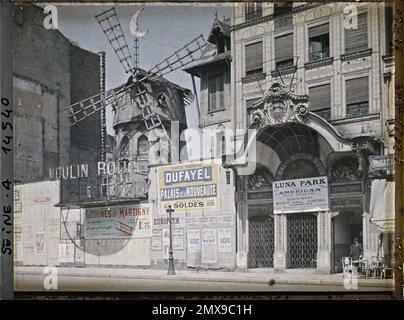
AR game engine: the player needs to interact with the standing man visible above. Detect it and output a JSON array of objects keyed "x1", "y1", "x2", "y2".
[{"x1": 349, "y1": 237, "x2": 363, "y2": 277}]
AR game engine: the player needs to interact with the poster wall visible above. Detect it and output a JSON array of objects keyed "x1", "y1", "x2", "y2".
[
  {"x1": 273, "y1": 176, "x2": 329, "y2": 214},
  {"x1": 157, "y1": 160, "x2": 219, "y2": 212},
  {"x1": 85, "y1": 204, "x2": 151, "y2": 239}
]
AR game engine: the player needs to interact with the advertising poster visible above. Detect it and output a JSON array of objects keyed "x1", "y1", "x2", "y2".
[
  {"x1": 84, "y1": 204, "x2": 151, "y2": 239},
  {"x1": 35, "y1": 233, "x2": 45, "y2": 254},
  {"x1": 173, "y1": 228, "x2": 184, "y2": 250},
  {"x1": 273, "y1": 176, "x2": 329, "y2": 214},
  {"x1": 217, "y1": 228, "x2": 232, "y2": 253},
  {"x1": 162, "y1": 228, "x2": 170, "y2": 259},
  {"x1": 201, "y1": 229, "x2": 217, "y2": 264},
  {"x1": 157, "y1": 160, "x2": 219, "y2": 212},
  {"x1": 187, "y1": 229, "x2": 201, "y2": 253},
  {"x1": 151, "y1": 229, "x2": 162, "y2": 251}
]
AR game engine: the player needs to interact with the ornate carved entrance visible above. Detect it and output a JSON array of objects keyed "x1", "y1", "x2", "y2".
[
  {"x1": 287, "y1": 213, "x2": 318, "y2": 269},
  {"x1": 248, "y1": 207, "x2": 274, "y2": 268}
]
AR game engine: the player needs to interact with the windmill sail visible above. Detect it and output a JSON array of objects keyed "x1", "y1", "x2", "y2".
[
  {"x1": 64, "y1": 34, "x2": 206, "y2": 126},
  {"x1": 95, "y1": 7, "x2": 134, "y2": 74}
]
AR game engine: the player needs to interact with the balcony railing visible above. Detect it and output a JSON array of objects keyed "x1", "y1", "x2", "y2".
[
  {"x1": 245, "y1": 10, "x2": 263, "y2": 22},
  {"x1": 346, "y1": 102, "x2": 369, "y2": 118},
  {"x1": 309, "y1": 47, "x2": 330, "y2": 62}
]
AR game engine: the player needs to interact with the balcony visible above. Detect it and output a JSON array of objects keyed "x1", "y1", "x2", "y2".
[
  {"x1": 271, "y1": 61, "x2": 297, "y2": 77},
  {"x1": 341, "y1": 48, "x2": 372, "y2": 62},
  {"x1": 305, "y1": 48, "x2": 333, "y2": 70}
]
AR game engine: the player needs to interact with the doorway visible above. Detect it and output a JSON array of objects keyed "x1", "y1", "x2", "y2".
[
  {"x1": 287, "y1": 212, "x2": 318, "y2": 269},
  {"x1": 248, "y1": 205, "x2": 274, "y2": 268}
]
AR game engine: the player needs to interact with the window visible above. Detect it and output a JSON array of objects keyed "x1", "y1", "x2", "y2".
[
  {"x1": 245, "y1": 2, "x2": 262, "y2": 21},
  {"x1": 346, "y1": 77, "x2": 369, "y2": 118},
  {"x1": 246, "y1": 98, "x2": 259, "y2": 126},
  {"x1": 273, "y1": 2, "x2": 293, "y2": 16},
  {"x1": 309, "y1": 24, "x2": 330, "y2": 61},
  {"x1": 245, "y1": 41, "x2": 263, "y2": 76},
  {"x1": 385, "y1": 5, "x2": 393, "y2": 56},
  {"x1": 345, "y1": 12, "x2": 368, "y2": 53},
  {"x1": 137, "y1": 135, "x2": 149, "y2": 157},
  {"x1": 215, "y1": 126, "x2": 226, "y2": 157},
  {"x1": 274, "y1": 33, "x2": 294, "y2": 69},
  {"x1": 273, "y1": 2, "x2": 293, "y2": 29},
  {"x1": 137, "y1": 135, "x2": 149, "y2": 172},
  {"x1": 309, "y1": 84, "x2": 331, "y2": 121},
  {"x1": 208, "y1": 73, "x2": 224, "y2": 112}
]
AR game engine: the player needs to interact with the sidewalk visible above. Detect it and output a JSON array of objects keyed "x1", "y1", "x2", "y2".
[{"x1": 15, "y1": 266, "x2": 394, "y2": 291}]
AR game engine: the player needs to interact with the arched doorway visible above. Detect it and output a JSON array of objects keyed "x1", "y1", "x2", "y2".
[{"x1": 255, "y1": 123, "x2": 326, "y2": 271}]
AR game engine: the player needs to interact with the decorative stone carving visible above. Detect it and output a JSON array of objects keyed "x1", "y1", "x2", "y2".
[
  {"x1": 329, "y1": 156, "x2": 363, "y2": 182},
  {"x1": 247, "y1": 166, "x2": 273, "y2": 190},
  {"x1": 250, "y1": 83, "x2": 309, "y2": 127}
]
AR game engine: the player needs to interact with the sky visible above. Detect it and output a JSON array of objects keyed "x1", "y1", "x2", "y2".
[{"x1": 53, "y1": 3, "x2": 231, "y2": 135}]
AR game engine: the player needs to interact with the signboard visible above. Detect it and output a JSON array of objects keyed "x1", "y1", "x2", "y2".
[
  {"x1": 273, "y1": 176, "x2": 329, "y2": 214},
  {"x1": 157, "y1": 160, "x2": 219, "y2": 212},
  {"x1": 201, "y1": 229, "x2": 217, "y2": 264},
  {"x1": 217, "y1": 228, "x2": 232, "y2": 253},
  {"x1": 187, "y1": 229, "x2": 201, "y2": 253},
  {"x1": 369, "y1": 155, "x2": 393, "y2": 172},
  {"x1": 84, "y1": 204, "x2": 151, "y2": 239}
]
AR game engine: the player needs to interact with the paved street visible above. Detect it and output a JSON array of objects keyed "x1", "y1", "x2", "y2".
[{"x1": 15, "y1": 266, "x2": 393, "y2": 292}]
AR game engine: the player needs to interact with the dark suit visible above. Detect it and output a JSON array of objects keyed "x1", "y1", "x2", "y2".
[{"x1": 350, "y1": 243, "x2": 363, "y2": 261}]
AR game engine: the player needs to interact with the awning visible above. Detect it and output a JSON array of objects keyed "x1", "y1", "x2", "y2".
[{"x1": 369, "y1": 179, "x2": 395, "y2": 233}]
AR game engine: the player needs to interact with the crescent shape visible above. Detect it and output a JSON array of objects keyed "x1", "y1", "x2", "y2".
[{"x1": 130, "y1": 8, "x2": 147, "y2": 38}]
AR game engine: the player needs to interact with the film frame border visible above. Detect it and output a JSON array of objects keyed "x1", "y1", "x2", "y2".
[{"x1": 0, "y1": 0, "x2": 403, "y2": 300}]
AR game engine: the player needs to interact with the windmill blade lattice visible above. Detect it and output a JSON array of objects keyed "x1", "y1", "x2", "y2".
[
  {"x1": 95, "y1": 7, "x2": 134, "y2": 74},
  {"x1": 64, "y1": 34, "x2": 207, "y2": 126}
]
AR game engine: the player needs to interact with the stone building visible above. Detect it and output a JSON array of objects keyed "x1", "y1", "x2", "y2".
[
  {"x1": 13, "y1": 4, "x2": 102, "y2": 203},
  {"x1": 183, "y1": 2, "x2": 395, "y2": 273}
]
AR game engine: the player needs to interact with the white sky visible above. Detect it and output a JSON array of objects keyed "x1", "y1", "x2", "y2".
[{"x1": 53, "y1": 3, "x2": 230, "y2": 135}]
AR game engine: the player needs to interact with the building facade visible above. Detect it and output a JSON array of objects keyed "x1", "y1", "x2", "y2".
[
  {"x1": 227, "y1": 2, "x2": 395, "y2": 273},
  {"x1": 182, "y1": 2, "x2": 395, "y2": 274},
  {"x1": 13, "y1": 4, "x2": 103, "y2": 204}
]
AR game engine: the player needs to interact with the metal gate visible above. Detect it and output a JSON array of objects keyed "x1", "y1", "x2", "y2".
[
  {"x1": 248, "y1": 215, "x2": 274, "y2": 268},
  {"x1": 287, "y1": 213, "x2": 317, "y2": 269}
]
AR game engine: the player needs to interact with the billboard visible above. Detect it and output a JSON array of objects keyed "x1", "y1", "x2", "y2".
[
  {"x1": 84, "y1": 204, "x2": 151, "y2": 239},
  {"x1": 157, "y1": 160, "x2": 219, "y2": 212},
  {"x1": 273, "y1": 176, "x2": 329, "y2": 214}
]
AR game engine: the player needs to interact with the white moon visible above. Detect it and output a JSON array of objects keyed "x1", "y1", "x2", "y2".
[{"x1": 130, "y1": 8, "x2": 148, "y2": 38}]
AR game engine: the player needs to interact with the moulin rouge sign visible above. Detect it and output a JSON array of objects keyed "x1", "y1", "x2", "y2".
[{"x1": 49, "y1": 161, "x2": 145, "y2": 180}]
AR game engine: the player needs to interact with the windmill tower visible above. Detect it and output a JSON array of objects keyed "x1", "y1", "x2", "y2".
[{"x1": 64, "y1": 7, "x2": 206, "y2": 201}]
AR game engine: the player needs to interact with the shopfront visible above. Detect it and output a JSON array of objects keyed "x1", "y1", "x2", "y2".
[{"x1": 234, "y1": 83, "x2": 380, "y2": 274}]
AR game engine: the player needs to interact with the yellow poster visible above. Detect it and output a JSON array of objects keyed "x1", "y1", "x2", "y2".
[{"x1": 157, "y1": 160, "x2": 219, "y2": 212}]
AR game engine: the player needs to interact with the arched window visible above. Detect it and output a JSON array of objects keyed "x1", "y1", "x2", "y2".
[{"x1": 138, "y1": 135, "x2": 149, "y2": 157}]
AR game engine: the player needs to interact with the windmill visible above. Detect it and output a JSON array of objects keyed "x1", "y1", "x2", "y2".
[{"x1": 63, "y1": 7, "x2": 207, "y2": 200}]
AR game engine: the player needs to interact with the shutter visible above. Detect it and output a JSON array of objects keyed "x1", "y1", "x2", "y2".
[
  {"x1": 346, "y1": 77, "x2": 369, "y2": 105},
  {"x1": 218, "y1": 74, "x2": 224, "y2": 109},
  {"x1": 345, "y1": 12, "x2": 368, "y2": 52},
  {"x1": 245, "y1": 41, "x2": 263, "y2": 72},
  {"x1": 309, "y1": 23, "x2": 329, "y2": 38},
  {"x1": 209, "y1": 75, "x2": 217, "y2": 110},
  {"x1": 309, "y1": 84, "x2": 331, "y2": 111},
  {"x1": 275, "y1": 33, "x2": 293, "y2": 62}
]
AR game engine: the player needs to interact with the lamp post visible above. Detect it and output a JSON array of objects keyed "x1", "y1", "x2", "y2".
[{"x1": 166, "y1": 205, "x2": 176, "y2": 275}]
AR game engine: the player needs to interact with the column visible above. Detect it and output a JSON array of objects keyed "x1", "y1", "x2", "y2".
[
  {"x1": 273, "y1": 214, "x2": 287, "y2": 271},
  {"x1": 317, "y1": 211, "x2": 332, "y2": 274},
  {"x1": 236, "y1": 193, "x2": 248, "y2": 270}
]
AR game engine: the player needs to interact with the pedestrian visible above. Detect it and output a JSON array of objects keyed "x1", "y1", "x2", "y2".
[{"x1": 349, "y1": 236, "x2": 363, "y2": 277}]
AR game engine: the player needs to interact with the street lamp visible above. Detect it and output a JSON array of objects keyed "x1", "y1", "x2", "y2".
[{"x1": 166, "y1": 205, "x2": 176, "y2": 275}]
